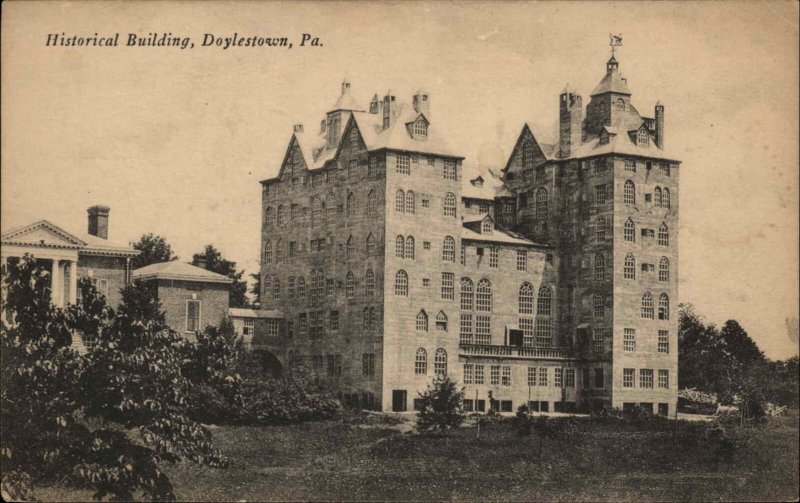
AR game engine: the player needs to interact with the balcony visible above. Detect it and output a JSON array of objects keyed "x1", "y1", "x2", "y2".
[{"x1": 459, "y1": 344, "x2": 573, "y2": 361}]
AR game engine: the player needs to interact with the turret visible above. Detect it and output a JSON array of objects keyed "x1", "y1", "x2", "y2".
[
  {"x1": 559, "y1": 84, "x2": 584, "y2": 158},
  {"x1": 655, "y1": 101, "x2": 665, "y2": 148}
]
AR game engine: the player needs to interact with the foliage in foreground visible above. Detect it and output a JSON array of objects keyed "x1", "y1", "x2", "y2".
[
  {"x1": 415, "y1": 375, "x2": 466, "y2": 432},
  {"x1": 1, "y1": 255, "x2": 225, "y2": 501}
]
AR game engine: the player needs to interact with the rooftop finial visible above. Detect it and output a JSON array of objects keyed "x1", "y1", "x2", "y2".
[{"x1": 609, "y1": 33, "x2": 623, "y2": 55}]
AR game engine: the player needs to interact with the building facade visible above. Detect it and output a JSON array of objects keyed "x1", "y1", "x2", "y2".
[{"x1": 259, "y1": 55, "x2": 680, "y2": 414}]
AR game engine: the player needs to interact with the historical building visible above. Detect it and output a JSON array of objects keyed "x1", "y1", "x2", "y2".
[{"x1": 258, "y1": 54, "x2": 680, "y2": 415}]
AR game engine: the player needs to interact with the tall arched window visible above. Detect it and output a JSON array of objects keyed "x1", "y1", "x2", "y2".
[
  {"x1": 395, "y1": 270, "x2": 408, "y2": 296},
  {"x1": 415, "y1": 348, "x2": 427, "y2": 374},
  {"x1": 476, "y1": 279, "x2": 492, "y2": 312},
  {"x1": 311, "y1": 197, "x2": 322, "y2": 227},
  {"x1": 616, "y1": 97, "x2": 625, "y2": 110},
  {"x1": 663, "y1": 188, "x2": 671, "y2": 209},
  {"x1": 624, "y1": 218, "x2": 635, "y2": 242},
  {"x1": 346, "y1": 271, "x2": 355, "y2": 299},
  {"x1": 273, "y1": 277, "x2": 281, "y2": 301},
  {"x1": 326, "y1": 193, "x2": 337, "y2": 224},
  {"x1": 595, "y1": 252, "x2": 605, "y2": 281},
  {"x1": 654, "y1": 187, "x2": 662, "y2": 208},
  {"x1": 537, "y1": 285, "x2": 552, "y2": 316},
  {"x1": 365, "y1": 269, "x2": 375, "y2": 297},
  {"x1": 460, "y1": 278, "x2": 474, "y2": 311},
  {"x1": 416, "y1": 310, "x2": 428, "y2": 331},
  {"x1": 624, "y1": 180, "x2": 635, "y2": 205},
  {"x1": 263, "y1": 275, "x2": 272, "y2": 301},
  {"x1": 436, "y1": 311, "x2": 448, "y2": 332},
  {"x1": 346, "y1": 235, "x2": 355, "y2": 260},
  {"x1": 536, "y1": 188, "x2": 548, "y2": 219},
  {"x1": 658, "y1": 293, "x2": 670, "y2": 320},
  {"x1": 265, "y1": 206, "x2": 274, "y2": 227},
  {"x1": 443, "y1": 192, "x2": 456, "y2": 217},
  {"x1": 405, "y1": 191, "x2": 415, "y2": 214},
  {"x1": 395, "y1": 235, "x2": 405, "y2": 258},
  {"x1": 519, "y1": 283, "x2": 534, "y2": 315},
  {"x1": 624, "y1": 254, "x2": 636, "y2": 280},
  {"x1": 297, "y1": 276, "x2": 305, "y2": 299},
  {"x1": 659, "y1": 257, "x2": 670, "y2": 282},
  {"x1": 405, "y1": 236, "x2": 415, "y2": 259},
  {"x1": 658, "y1": 222, "x2": 669, "y2": 246},
  {"x1": 641, "y1": 292, "x2": 654, "y2": 319},
  {"x1": 434, "y1": 348, "x2": 447, "y2": 376},
  {"x1": 367, "y1": 189, "x2": 377, "y2": 216},
  {"x1": 395, "y1": 189, "x2": 405, "y2": 213},
  {"x1": 309, "y1": 270, "x2": 318, "y2": 305},
  {"x1": 275, "y1": 239, "x2": 284, "y2": 262},
  {"x1": 264, "y1": 240, "x2": 272, "y2": 264},
  {"x1": 366, "y1": 233, "x2": 376, "y2": 256},
  {"x1": 596, "y1": 217, "x2": 606, "y2": 242},
  {"x1": 277, "y1": 205, "x2": 286, "y2": 226},
  {"x1": 442, "y1": 236, "x2": 455, "y2": 262},
  {"x1": 347, "y1": 192, "x2": 357, "y2": 217}
]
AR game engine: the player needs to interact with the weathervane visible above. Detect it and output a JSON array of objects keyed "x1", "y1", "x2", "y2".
[{"x1": 609, "y1": 33, "x2": 623, "y2": 55}]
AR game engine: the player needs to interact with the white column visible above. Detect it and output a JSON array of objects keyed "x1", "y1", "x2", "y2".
[
  {"x1": 51, "y1": 260, "x2": 62, "y2": 307},
  {"x1": 68, "y1": 260, "x2": 78, "y2": 305}
]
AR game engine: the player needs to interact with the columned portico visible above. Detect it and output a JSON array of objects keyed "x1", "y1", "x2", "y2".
[{"x1": 1, "y1": 244, "x2": 80, "y2": 307}]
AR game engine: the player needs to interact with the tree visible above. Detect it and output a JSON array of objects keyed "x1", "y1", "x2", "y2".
[
  {"x1": 415, "y1": 375, "x2": 466, "y2": 432},
  {"x1": 249, "y1": 272, "x2": 261, "y2": 307},
  {"x1": 192, "y1": 245, "x2": 248, "y2": 308},
  {"x1": 130, "y1": 233, "x2": 178, "y2": 269},
  {"x1": 1, "y1": 255, "x2": 225, "y2": 501}
]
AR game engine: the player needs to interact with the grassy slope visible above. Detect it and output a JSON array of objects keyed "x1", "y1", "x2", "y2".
[{"x1": 37, "y1": 412, "x2": 799, "y2": 502}]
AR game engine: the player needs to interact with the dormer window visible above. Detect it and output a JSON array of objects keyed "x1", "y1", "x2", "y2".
[
  {"x1": 413, "y1": 120, "x2": 427, "y2": 139},
  {"x1": 482, "y1": 219, "x2": 493, "y2": 234},
  {"x1": 472, "y1": 177, "x2": 484, "y2": 188},
  {"x1": 637, "y1": 128, "x2": 649, "y2": 146}
]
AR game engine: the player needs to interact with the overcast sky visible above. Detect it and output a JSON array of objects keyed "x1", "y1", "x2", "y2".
[{"x1": 2, "y1": 1, "x2": 798, "y2": 358}]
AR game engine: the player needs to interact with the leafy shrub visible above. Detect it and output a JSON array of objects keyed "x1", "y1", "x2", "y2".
[
  {"x1": 238, "y1": 375, "x2": 342, "y2": 425},
  {"x1": 415, "y1": 375, "x2": 466, "y2": 432}
]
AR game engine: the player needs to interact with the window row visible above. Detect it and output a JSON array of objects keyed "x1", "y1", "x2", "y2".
[
  {"x1": 622, "y1": 180, "x2": 672, "y2": 209},
  {"x1": 641, "y1": 292, "x2": 671, "y2": 320},
  {"x1": 622, "y1": 368, "x2": 670, "y2": 389},
  {"x1": 415, "y1": 310, "x2": 449, "y2": 332},
  {"x1": 296, "y1": 307, "x2": 382, "y2": 340},
  {"x1": 306, "y1": 352, "x2": 377, "y2": 379},
  {"x1": 623, "y1": 329, "x2": 670, "y2": 354},
  {"x1": 265, "y1": 191, "x2": 381, "y2": 229},
  {"x1": 413, "y1": 348, "x2": 448, "y2": 376},
  {"x1": 395, "y1": 155, "x2": 458, "y2": 180},
  {"x1": 263, "y1": 269, "x2": 380, "y2": 304},
  {"x1": 517, "y1": 187, "x2": 548, "y2": 219},
  {"x1": 623, "y1": 254, "x2": 670, "y2": 282},
  {"x1": 264, "y1": 233, "x2": 384, "y2": 264},
  {"x1": 623, "y1": 218, "x2": 670, "y2": 247}
]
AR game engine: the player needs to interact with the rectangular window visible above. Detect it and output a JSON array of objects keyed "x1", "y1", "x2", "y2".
[
  {"x1": 594, "y1": 368, "x2": 604, "y2": 389},
  {"x1": 538, "y1": 367, "x2": 549, "y2": 387},
  {"x1": 593, "y1": 295, "x2": 604, "y2": 318},
  {"x1": 592, "y1": 328, "x2": 604, "y2": 352},
  {"x1": 422, "y1": 278, "x2": 431, "y2": 287},
  {"x1": 330, "y1": 310, "x2": 339, "y2": 331},
  {"x1": 474, "y1": 365, "x2": 485, "y2": 384},
  {"x1": 535, "y1": 318, "x2": 552, "y2": 347},
  {"x1": 554, "y1": 367, "x2": 563, "y2": 388},
  {"x1": 396, "y1": 155, "x2": 410, "y2": 175},
  {"x1": 463, "y1": 364, "x2": 474, "y2": 384},
  {"x1": 501, "y1": 400, "x2": 513, "y2": 413},
  {"x1": 658, "y1": 403, "x2": 669, "y2": 416},
  {"x1": 490, "y1": 365, "x2": 500, "y2": 385},
  {"x1": 475, "y1": 315, "x2": 491, "y2": 345},
  {"x1": 658, "y1": 330, "x2": 669, "y2": 353},
  {"x1": 659, "y1": 163, "x2": 670, "y2": 177},
  {"x1": 625, "y1": 160, "x2": 636, "y2": 172},
  {"x1": 242, "y1": 319, "x2": 254, "y2": 336},
  {"x1": 428, "y1": 156, "x2": 435, "y2": 166},
  {"x1": 288, "y1": 276, "x2": 296, "y2": 298},
  {"x1": 443, "y1": 160, "x2": 456, "y2": 180},
  {"x1": 185, "y1": 300, "x2": 201, "y2": 332},
  {"x1": 516, "y1": 250, "x2": 527, "y2": 271},
  {"x1": 266, "y1": 320, "x2": 279, "y2": 337},
  {"x1": 595, "y1": 185, "x2": 607, "y2": 205},
  {"x1": 421, "y1": 197, "x2": 430, "y2": 208},
  {"x1": 326, "y1": 278, "x2": 335, "y2": 296},
  {"x1": 565, "y1": 368, "x2": 576, "y2": 388},
  {"x1": 460, "y1": 313, "x2": 473, "y2": 344},
  {"x1": 528, "y1": 367, "x2": 537, "y2": 386},
  {"x1": 368, "y1": 156, "x2": 379, "y2": 179},
  {"x1": 362, "y1": 353, "x2": 375, "y2": 378},
  {"x1": 489, "y1": 248, "x2": 499, "y2": 268},
  {"x1": 441, "y1": 273, "x2": 454, "y2": 299},
  {"x1": 640, "y1": 369, "x2": 654, "y2": 389},
  {"x1": 658, "y1": 369, "x2": 669, "y2": 389},
  {"x1": 298, "y1": 313, "x2": 308, "y2": 338},
  {"x1": 423, "y1": 241, "x2": 431, "y2": 250},
  {"x1": 289, "y1": 241, "x2": 296, "y2": 257},
  {"x1": 502, "y1": 366, "x2": 512, "y2": 386},
  {"x1": 623, "y1": 368, "x2": 635, "y2": 388},
  {"x1": 624, "y1": 328, "x2": 636, "y2": 352},
  {"x1": 348, "y1": 159, "x2": 359, "y2": 181}
]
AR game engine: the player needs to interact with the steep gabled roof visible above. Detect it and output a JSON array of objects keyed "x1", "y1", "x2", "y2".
[{"x1": 503, "y1": 123, "x2": 556, "y2": 172}]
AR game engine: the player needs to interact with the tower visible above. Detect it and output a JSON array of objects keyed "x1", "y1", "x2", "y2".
[{"x1": 558, "y1": 84, "x2": 583, "y2": 158}]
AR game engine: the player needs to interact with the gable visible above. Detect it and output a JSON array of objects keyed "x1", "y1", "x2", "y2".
[
  {"x1": 278, "y1": 136, "x2": 309, "y2": 180},
  {"x1": 1, "y1": 221, "x2": 86, "y2": 249},
  {"x1": 504, "y1": 124, "x2": 548, "y2": 173}
]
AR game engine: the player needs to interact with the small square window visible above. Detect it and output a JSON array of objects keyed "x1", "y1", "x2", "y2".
[{"x1": 422, "y1": 278, "x2": 431, "y2": 287}]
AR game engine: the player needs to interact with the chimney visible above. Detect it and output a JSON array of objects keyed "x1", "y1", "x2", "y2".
[
  {"x1": 654, "y1": 101, "x2": 665, "y2": 149},
  {"x1": 87, "y1": 205, "x2": 110, "y2": 239},
  {"x1": 193, "y1": 254, "x2": 207, "y2": 270},
  {"x1": 558, "y1": 85, "x2": 584, "y2": 158},
  {"x1": 413, "y1": 89, "x2": 430, "y2": 116},
  {"x1": 369, "y1": 94, "x2": 381, "y2": 114},
  {"x1": 382, "y1": 91, "x2": 396, "y2": 130},
  {"x1": 293, "y1": 124, "x2": 304, "y2": 133}
]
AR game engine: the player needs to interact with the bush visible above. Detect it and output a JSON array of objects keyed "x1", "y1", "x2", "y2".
[
  {"x1": 237, "y1": 376, "x2": 342, "y2": 425},
  {"x1": 415, "y1": 375, "x2": 466, "y2": 432}
]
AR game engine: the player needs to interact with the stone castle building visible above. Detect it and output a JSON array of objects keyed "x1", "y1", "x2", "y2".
[{"x1": 258, "y1": 54, "x2": 680, "y2": 414}]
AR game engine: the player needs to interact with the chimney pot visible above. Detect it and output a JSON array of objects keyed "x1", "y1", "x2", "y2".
[
  {"x1": 87, "y1": 205, "x2": 110, "y2": 239},
  {"x1": 293, "y1": 124, "x2": 304, "y2": 133}
]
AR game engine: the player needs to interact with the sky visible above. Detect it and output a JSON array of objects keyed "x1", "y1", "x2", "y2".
[{"x1": 2, "y1": 1, "x2": 798, "y2": 358}]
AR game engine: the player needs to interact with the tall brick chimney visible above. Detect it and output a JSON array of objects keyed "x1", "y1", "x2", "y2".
[
  {"x1": 558, "y1": 84, "x2": 584, "y2": 158},
  {"x1": 87, "y1": 205, "x2": 110, "y2": 239},
  {"x1": 654, "y1": 101, "x2": 665, "y2": 149}
]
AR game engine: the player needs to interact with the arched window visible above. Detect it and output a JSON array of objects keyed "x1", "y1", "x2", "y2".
[
  {"x1": 414, "y1": 120, "x2": 427, "y2": 138},
  {"x1": 663, "y1": 188, "x2": 671, "y2": 209},
  {"x1": 596, "y1": 217, "x2": 606, "y2": 242},
  {"x1": 275, "y1": 239, "x2": 284, "y2": 262},
  {"x1": 405, "y1": 236, "x2": 415, "y2": 259},
  {"x1": 595, "y1": 252, "x2": 605, "y2": 281},
  {"x1": 537, "y1": 285, "x2": 552, "y2": 316},
  {"x1": 405, "y1": 190, "x2": 415, "y2": 214},
  {"x1": 654, "y1": 187, "x2": 662, "y2": 208},
  {"x1": 365, "y1": 269, "x2": 375, "y2": 297},
  {"x1": 443, "y1": 192, "x2": 456, "y2": 217},
  {"x1": 326, "y1": 193, "x2": 337, "y2": 224},
  {"x1": 658, "y1": 293, "x2": 670, "y2": 320},
  {"x1": 396, "y1": 189, "x2": 405, "y2": 213},
  {"x1": 347, "y1": 192, "x2": 357, "y2": 217},
  {"x1": 638, "y1": 128, "x2": 649, "y2": 145},
  {"x1": 346, "y1": 271, "x2": 355, "y2": 299},
  {"x1": 442, "y1": 236, "x2": 455, "y2": 262},
  {"x1": 434, "y1": 348, "x2": 447, "y2": 376},
  {"x1": 641, "y1": 292, "x2": 654, "y2": 319},
  {"x1": 593, "y1": 293, "x2": 604, "y2": 318},
  {"x1": 273, "y1": 277, "x2": 281, "y2": 301},
  {"x1": 616, "y1": 98, "x2": 625, "y2": 110},
  {"x1": 263, "y1": 240, "x2": 272, "y2": 264},
  {"x1": 366, "y1": 233, "x2": 376, "y2": 256},
  {"x1": 416, "y1": 310, "x2": 428, "y2": 331},
  {"x1": 519, "y1": 283, "x2": 534, "y2": 315},
  {"x1": 436, "y1": 311, "x2": 448, "y2": 331},
  {"x1": 309, "y1": 270, "x2": 317, "y2": 305},
  {"x1": 624, "y1": 218, "x2": 635, "y2": 242},
  {"x1": 367, "y1": 190, "x2": 377, "y2": 216},
  {"x1": 624, "y1": 254, "x2": 636, "y2": 280},
  {"x1": 624, "y1": 180, "x2": 635, "y2": 205},
  {"x1": 476, "y1": 279, "x2": 492, "y2": 312},
  {"x1": 658, "y1": 222, "x2": 669, "y2": 246},
  {"x1": 346, "y1": 235, "x2": 354, "y2": 260},
  {"x1": 277, "y1": 205, "x2": 286, "y2": 226},
  {"x1": 311, "y1": 197, "x2": 322, "y2": 228},
  {"x1": 395, "y1": 270, "x2": 408, "y2": 296},
  {"x1": 265, "y1": 206, "x2": 274, "y2": 227},
  {"x1": 460, "y1": 278, "x2": 474, "y2": 311},
  {"x1": 395, "y1": 235, "x2": 405, "y2": 258},
  {"x1": 263, "y1": 275, "x2": 272, "y2": 301},
  {"x1": 659, "y1": 257, "x2": 670, "y2": 282},
  {"x1": 536, "y1": 188, "x2": 548, "y2": 219},
  {"x1": 414, "y1": 348, "x2": 427, "y2": 374},
  {"x1": 297, "y1": 276, "x2": 305, "y2": 299}
]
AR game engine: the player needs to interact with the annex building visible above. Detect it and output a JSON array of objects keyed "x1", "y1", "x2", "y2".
[{"x1": 258, "y1": 54, "x2": 680, "y2": 414}]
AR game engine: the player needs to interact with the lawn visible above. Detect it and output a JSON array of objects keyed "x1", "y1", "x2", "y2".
[{"x1": 37, "y1": 411, "x2": 799, "y2": 502}]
